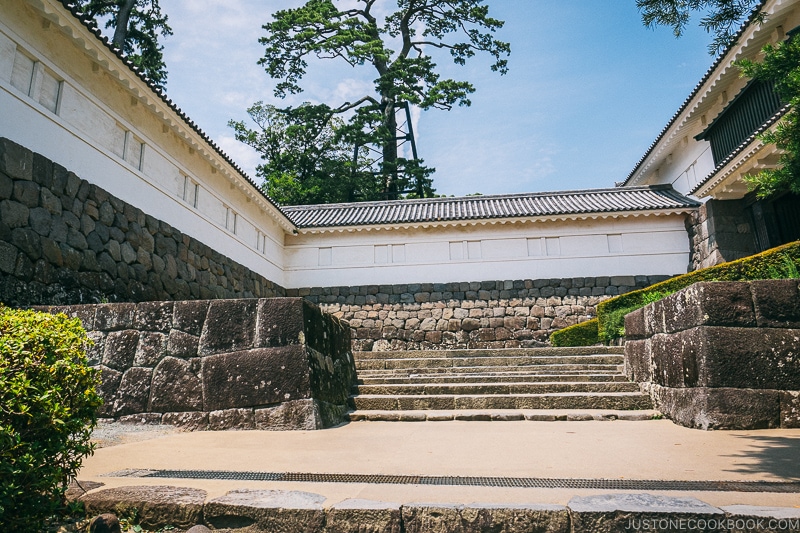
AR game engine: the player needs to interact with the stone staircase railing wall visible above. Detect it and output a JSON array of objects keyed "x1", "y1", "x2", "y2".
[
  {"x1": 290, "y1": 276, "x2": 671, "y2": 350},
  {"x1": 624, "y1": 280, "x2": 800, "y2": 430},
  {"x1": 39, "y1": 297, "x2": 356, "y2": 430},
  {"x1": 0, "y1": 139, "x2": 285, "y2": 308}
]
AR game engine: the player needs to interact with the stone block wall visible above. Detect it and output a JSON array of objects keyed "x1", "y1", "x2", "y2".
[
  {"x1": 686, "y1": 199, "x2": 756, "y2": 271},
  {"x1": 0, "y1": 138, "x2": 285, "y2": 307},
  {"x1": 41, "y1": 298, "x2": 355, "y2": 430},
  {"x1": 624, "y1": 280, "x2": 800, "y2": 429},
  {"x1": 289, "y1": 276, "x2": 671, "y2": 351}
]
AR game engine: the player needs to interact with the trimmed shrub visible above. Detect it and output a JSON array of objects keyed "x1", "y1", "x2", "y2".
[
  {"x1": 596, "y1": 241, "x2": 800, "y2": 342},
  {"x1": 550, "y1": 318, "x2": 600, "y2": 347},
  {"x1": 0, "y1": 306, "x2": 102, "y2": 532}
]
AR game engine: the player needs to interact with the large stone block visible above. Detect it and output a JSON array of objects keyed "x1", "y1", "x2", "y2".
[
  {"x1": 326, "y1": 499, "x2": 402, "y2": 533},
  {"x1": 80, "y1": 486, "x2": 206, "y2": 530},
  {"x1": 208, "y1": 408, "x2": 255, "y2": 430},
  {"x1": 112, "y1": 367, "x2": 153, "y2": 416},
  {"x1": 649, "y1": 331, "x2": 697, "y2": 388},
  {"x1": 44, "y1": 304, "x2": 97, "y2": 330},
  {"x1": 568, "y1": 493, "x2": 723, "y2": 533},
  {"x1": 722, "y1": 505, "x2": 800, "y2": 533},
  {"x1": 198, "y1": 299, "x2": 258, "y2": 355},
  {"x1": 255, "y1": 399, "x2": 322, "y2": 431},
  {"x1": 623, "y1": 339, "x2": 651, "y2": 383},
  {"x1": 255, "y1": 297, "x2": 306, "y2": 348},
  {"x1": 650, "y1": 385, "x2": 781, "y2": 430},
  {"x1": 402, "y1": 503, "x2": 569, "y2": 533},
  {"x1": 781, "y1": 391, "x2": 800, "y2": 429},
  {"x1": 172, "y1": 300, "x2": 209, "y2": 336},
  {"x1": 661, "y1": 282, "x2": 755, "y2": 333},
  {"x1": 204, "y1": 489, "x2": 325, "y2": 532},
  {"x1": 642, "y1": 299, "x2": 665, "y2": 336},
  {"x1": 166, "y1": 329, "x2": 199, "y2": 358},
  {"x1": 202, "y1": 346, "x2": 311, "y2": 411},
  {"x1": 307, "y1": 346, "x2": 356, "y2": 405},
  {"x1": 693, "y1": 327, "x2": 800, "y2": 390},
  {"x1": 95, "y1": 303, "x2": 136, "y2": 331},
  {"x1": 134, "y1": 331, "x2": 167, "y2": 367},
  {"x1": 161, "y1": 411, "x2": 208, "y2": 431},
  {"x1": 103, "y1": 330, "x2": 139, "y2": 370},
  {"x1": 750, "y1": 279, "x2": 800, "y2": 328},
  {"x1": 94, "y1": 365, "x2": 122, "y2": 417},
  {"x1": 148, "y1": 356, "x2": 203, "y2": 413},
  {"x1": 624, "y1": 308, "x2": 646, "y2": 340},
  {"x1": 134, "y1": 301, "x2": 173, "y2": 332}
]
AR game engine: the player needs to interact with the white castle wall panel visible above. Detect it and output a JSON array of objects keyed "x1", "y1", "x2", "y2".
[{"x1": 283, "y1": 216, "x2": 690, "y2": 287}]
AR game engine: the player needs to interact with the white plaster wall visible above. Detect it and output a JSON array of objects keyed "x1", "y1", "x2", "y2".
[
  {"x1": 0, "y1": 10, "x2": 288, "y2": 286},
  {"x1": 284, "y1": 215, "x2": 691, "y2": 287},
  {"x1": 651, "y1": 141, "x2": 715, "y2": 195}
]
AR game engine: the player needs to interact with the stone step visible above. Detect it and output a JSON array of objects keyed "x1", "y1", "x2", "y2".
[
  {"x1": 354, "y1": 346, "x2": 624, "y2": 360},
  {"x1": 355, "y1": 364, "x2": 624, "y2": 374},
  {"x1": 358, "y1": 365, "x2": 624, "y2": 377},
  {"x1": 347, "y1": 408, "x2": 661, "y2": 422},
  {"x1": 355, "y1": 355, "x2": 623, "y2": 371},
  {"x1": 357, "y1": 373, "x2": 629, "y2": 384},
  {"x1": 348, "y1": 392, "x2": 654, "y2": 411},
  {"x1": 352, "y1": 382, "x2": 641, "y2": 395}
]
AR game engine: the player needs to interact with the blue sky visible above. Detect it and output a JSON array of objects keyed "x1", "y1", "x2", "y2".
[{"x1": 161, "y1": 1, "x2": 718, "y2": 197}]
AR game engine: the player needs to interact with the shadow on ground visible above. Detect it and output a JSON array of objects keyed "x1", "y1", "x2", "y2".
[{"x1": 723, "y1": 435, "x2": 800, "y2": 481}]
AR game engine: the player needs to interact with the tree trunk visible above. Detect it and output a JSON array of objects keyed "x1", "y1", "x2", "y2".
[
  {"x1": 381, "y1": 96, "x2": 399, "y2": 199},
  {"x1": 112, "y1": 0, "x2": 137, "y2": 49}
]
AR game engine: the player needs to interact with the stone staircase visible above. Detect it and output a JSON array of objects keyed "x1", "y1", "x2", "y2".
[{"x1": 347, "y1": 347, "x2": 658, "y2": 421}]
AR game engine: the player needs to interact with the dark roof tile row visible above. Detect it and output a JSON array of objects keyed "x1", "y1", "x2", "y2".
[{"x1": 283, "y1": 185, "x2": 700, "y2": 229}]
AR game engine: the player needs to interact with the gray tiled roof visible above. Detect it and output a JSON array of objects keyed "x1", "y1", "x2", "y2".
[{"x1": 283, "y1": 185, "x2": 700, "y2": 229}]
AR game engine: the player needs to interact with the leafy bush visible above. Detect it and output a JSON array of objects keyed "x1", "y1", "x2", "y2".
[
  {"x1": 550, "y1": 318, "x2": 600, "y2": 347},
  {"x1": 0, "y1": 306, "x2": 102, "y2": 532},
  {"x1": 596, "y1": 241, "x2": 800, "y2": 343},
  {"x1": 597, "y1": 291, "x2": 667, "y2": 343}
]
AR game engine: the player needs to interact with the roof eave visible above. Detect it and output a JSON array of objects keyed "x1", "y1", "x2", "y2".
[
  {"x1": 294, "y1": 207, "x2": 700, "y2": 234},
  {"x1": 690, "y1": 105, "x2": 789, "y2": 197}
]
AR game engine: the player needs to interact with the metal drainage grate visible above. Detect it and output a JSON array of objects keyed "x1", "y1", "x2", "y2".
[{"x1": 104, "y1": 469, "x2": 800, "y2": 493}]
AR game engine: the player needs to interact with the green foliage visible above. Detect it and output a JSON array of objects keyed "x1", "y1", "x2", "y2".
[
  {"x1": 598, "y1": 291, "x2": 667, "y2": 342},
  {"x1": 0, "y1": 306, "x2": 102, "y2": 532},
  {"x1": 737, "y1": 37, "x2": 800, "y2": 199},
  {"x1": 637, "y1": 0, "x2": 763, "y2": 55},
  {"x1": 240, "y1": 0, "x2": 510, "y2": 202},
  {"x1": 74, "y1": 0, "x2": 172, "y2": 89},
  {"x1": 596, "y1": 241, "x2": 800, "y2": 343},
  {"x1": 550, "y1": 318, "x2": 599, "y2": 347},
  {"x1": 229, "y1": 102, "x2": 383, "y2": 205}
]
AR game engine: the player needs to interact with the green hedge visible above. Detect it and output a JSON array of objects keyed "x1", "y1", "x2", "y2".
[
  {"x1": 596, "y1": 241, "x2": 800, "y2": 343},
  {"x1": 0, "y1": 306, "x2": 102, "y2": 532},
  {"x1": 550, "y1": 318, "x2": 600, "y2": 347}
]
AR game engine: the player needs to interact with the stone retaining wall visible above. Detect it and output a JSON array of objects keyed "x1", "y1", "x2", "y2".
[
  {"x1": 0, "y1": 138, "x2": 285, "y2": 307},
  {"x1": 624, "y1": 280, "x2": 800, "y2": 429},
  {"x1": 685, "y1": 199, "x2": 756, "y2": 271},
  {"x1": 290, "y1": 276, "x2": 671, "y2": 350},
  {"x1": 42, "y1": 298, "x2": 355, "y2": 430}
]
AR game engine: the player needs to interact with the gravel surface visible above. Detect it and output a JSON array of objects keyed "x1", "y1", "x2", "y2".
[{"x1": 91, "y1": 421, "x2": 181, "y2": 448}]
